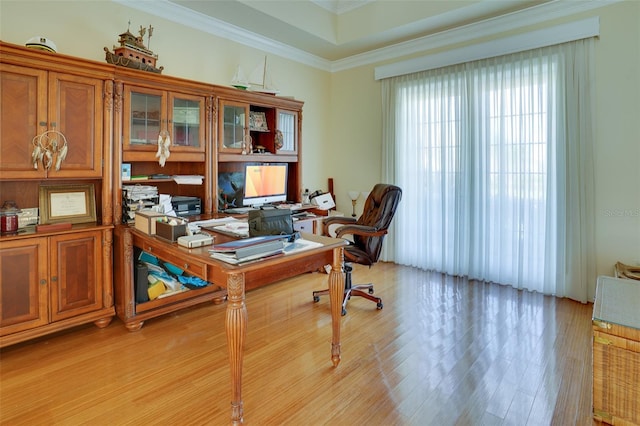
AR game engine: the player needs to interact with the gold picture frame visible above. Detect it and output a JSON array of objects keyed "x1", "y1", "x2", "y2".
[{"x1": 39, "y1": 184, "x2": 97, "y2": 225}]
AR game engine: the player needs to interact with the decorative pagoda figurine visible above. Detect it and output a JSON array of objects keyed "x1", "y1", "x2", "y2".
[{"x1": 104, "y1": 22, "x2": 163, "y2": 73}]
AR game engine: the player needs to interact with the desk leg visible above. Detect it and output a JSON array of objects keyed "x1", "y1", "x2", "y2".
[
  {"x1": 329, "y1": 247, "x2": 344, "y2": 366},
  {"x1": 226, "y1": 272, "x2": 246, "y2": 425}
]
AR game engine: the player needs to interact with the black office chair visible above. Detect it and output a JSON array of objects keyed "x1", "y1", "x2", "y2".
[{"x1": 312, "y1": 183, "x2": 402, "y2": 315}]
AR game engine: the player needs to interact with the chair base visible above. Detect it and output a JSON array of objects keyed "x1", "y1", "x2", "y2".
[{"x1": 312, "y1": 264, "x2": 383, "y2": 316}]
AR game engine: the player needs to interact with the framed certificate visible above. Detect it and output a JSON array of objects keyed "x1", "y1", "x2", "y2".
[{"x1": 39, "y1": 184, "x2": 97, "y2": 225}]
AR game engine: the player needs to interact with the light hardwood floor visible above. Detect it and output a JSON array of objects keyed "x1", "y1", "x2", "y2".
[{"x1": 0, "y1": 263, "x2": 594, "y2": 425}]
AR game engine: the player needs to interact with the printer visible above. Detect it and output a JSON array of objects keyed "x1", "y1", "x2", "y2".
[{"x1": 171, "y1": 196, "x2": 201, "y2": 217}]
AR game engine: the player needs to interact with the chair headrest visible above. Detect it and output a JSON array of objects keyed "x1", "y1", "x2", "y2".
[{"x1": 358, "y1": 184, "x2": 402, "y2": 230}]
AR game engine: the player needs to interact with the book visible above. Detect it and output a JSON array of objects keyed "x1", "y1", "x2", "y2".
[
  {"x1": 210, "y1": 244, "x2": 284, "y2": 264},
  {"x1": 209, "y1": 235, "x2": 286, "y2": 253},
  {"x1": 130, "y1": 175, "x2": 149, "y2": 181},
  {"x1": 208, "y1": 221, "x2": 250, "y2": 238},
  {"x1": 210, "y1": 239, "x2": 284, "y2": 259},
  {"x1": 122, "y1": 163, "x2": 131, "y2": 181}
]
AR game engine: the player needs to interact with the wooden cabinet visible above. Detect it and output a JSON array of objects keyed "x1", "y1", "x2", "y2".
[
  {"x1": 0, "y1": 228, "x2": 114, "y2": 347},
  {"x1": 49, "y1": 230, "x2": 105, "y2": 321},
  {"x1": 276, "y1": 109, "x2": 299, "y2": 155},
  {"x1": 219, "y1": 99, "x2": 249, "y2": 154},
  {"x1": 215, "y1": 89, "x2": 304, "y2": 210},
  {"x1": 217, "y1": 96, "x2": 301, "y2": 160},
  {"x1": 113, "y1": 71, "x2": 214, "y2": 222},
  {"x1": 121, "y1": 85, "x2": 206, "y2": 156},
  {"x1": 0, "y1": 41, "x2": 115, "y2": 347},
  {"x1": 0, "y1": 64, "x2": 104, "y2": 179},
  {"x1": 0, "y1": 237, "x2": 48, "y2": 335}
]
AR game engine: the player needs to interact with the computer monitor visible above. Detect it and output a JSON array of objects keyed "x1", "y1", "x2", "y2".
[{"x1": 242, "y1": 163, "x2": 288, "y2": 207}]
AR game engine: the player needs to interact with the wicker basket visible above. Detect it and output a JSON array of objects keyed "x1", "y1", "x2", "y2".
[
  {"x1": 615, "y1": 262, "x2": 640, "y2": 280},
  {"x1": 592, "y1": 276, "x2": 640, "y2": 425}
]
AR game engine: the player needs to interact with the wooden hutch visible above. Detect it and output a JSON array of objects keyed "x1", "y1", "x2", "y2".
[{"x1": 0, "y1": 40, "x2": 304, "y2": 343}]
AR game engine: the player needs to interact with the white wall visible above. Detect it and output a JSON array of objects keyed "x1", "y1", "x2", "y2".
[{"x1": 2, "y1": 0, "x2": 638, "y2": 298}]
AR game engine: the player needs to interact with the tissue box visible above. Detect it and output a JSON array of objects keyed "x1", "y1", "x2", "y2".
[
  {"x1": 156, "y1": 220, "x2": 188, "y2": 242},
  {"x1": 134, "y1": 211, "x2": 164, "y2": 235},
  {"x1": 17, "y1": 207, "x2": 39, "y2": 228},
  {"x1": 311, "y1": 193, "x2": 335, "y2": 210}
]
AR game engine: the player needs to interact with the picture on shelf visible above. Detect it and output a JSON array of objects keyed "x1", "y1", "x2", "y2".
[
  {"x1": 249, "y1": 111, "x2": 268, "y2": 131},
  {"x1": 218, "y1": 171, "x2": 244, "y2": 210},
  {"x1": 39, "y1": 184, "x2": 97, "y2": 225}
]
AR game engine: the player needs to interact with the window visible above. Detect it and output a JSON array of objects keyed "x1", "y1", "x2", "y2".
[{"x1": 382, "y1": 39, "x2": 596, "y2": 302}]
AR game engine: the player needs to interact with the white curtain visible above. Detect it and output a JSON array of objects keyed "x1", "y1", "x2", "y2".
[{"x1": 381, "y1": 39, "x2": 595, "y2": 302}]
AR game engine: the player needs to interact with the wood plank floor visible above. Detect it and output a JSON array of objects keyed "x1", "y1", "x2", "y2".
[{"x1": 0, "y1": 263, "x2": 595, "y2": 425}]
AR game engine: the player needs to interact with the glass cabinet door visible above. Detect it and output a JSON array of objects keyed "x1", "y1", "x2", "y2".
[
  {"x1": 127, "y1": 90, "x2": 163, "y2": 146},
  {"x1": 220, "y1": 100, "x2": 248, "y2": 152},
  {"x1": 276, "y1": 109, "x2": 298, "y2": 154},
  {"x1": 170, "y1": 94, "x2": 204, "y2": 149}
]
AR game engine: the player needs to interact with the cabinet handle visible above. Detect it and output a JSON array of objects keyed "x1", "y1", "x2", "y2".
[
  {"x1": 50, "y1": 122, "x2": 56, "y2": 128},
  {"x1": 51, "y1": 276, "x2": 58, "y2": 282},
  {"x1": 39, "y1": 121, "x2": 47, "y2": 127},
  {"x1": 183, "y1": 263, "x2": 189, "y2": 270},
  {"x1": 40, "y1": 279, "x2": 47, "y2": 285}
]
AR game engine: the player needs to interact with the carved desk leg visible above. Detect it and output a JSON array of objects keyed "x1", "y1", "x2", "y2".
[
  {"x1": 329, "y1": 246, "x2": 344, "y2": 367},
  {"x1": 226, "y1": 272, "x2": 247, "y2": 425}
]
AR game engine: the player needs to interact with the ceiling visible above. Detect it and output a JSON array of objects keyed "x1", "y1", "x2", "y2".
[{"x1": 165, "y1": 0, "x2": 554, "y2": 61}]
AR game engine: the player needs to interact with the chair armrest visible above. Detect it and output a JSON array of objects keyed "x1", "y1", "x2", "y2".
[
  {"x1": 322, "y1": 216, "x2": 357, "y2": 236},
  {"x1": 335, "y1": 224, "x2": 388, "y2": 239}
]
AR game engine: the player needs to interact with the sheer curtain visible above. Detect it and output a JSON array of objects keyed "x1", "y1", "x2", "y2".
[{"x1": 381, "y1": 39, "x2": 595, "y2": 302}]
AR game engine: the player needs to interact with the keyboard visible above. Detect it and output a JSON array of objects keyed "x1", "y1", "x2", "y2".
[
  {"x1": 224, "y1": 207, "x2": 254, "y2": 214},
  {"x1": 224, "y1": 207, "x2": 255, "y2": 214}
]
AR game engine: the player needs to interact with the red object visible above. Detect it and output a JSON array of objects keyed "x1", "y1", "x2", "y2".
[{"x1": 0, "y1": 214, "x2": 18, "y2": 234}]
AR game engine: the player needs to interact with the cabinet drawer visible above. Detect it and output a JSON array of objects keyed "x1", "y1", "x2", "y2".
[
  {"x1": 293, "y1": 220, "x2": 314, "y2": 233},
  {"x1": 138, "y1": 241, "x2": 207, "y2": 280}
]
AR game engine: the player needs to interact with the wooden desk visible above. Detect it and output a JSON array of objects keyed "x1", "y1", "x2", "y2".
[{"x1": 113, "y1": 225, "x2": 346, "y2": 424}]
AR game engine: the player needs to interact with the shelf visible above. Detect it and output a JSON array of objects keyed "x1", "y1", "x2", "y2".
[
  {"x1": 123, "y1": 151, "x2": 206, "y2": 162},
  {"x1": 135, "y1": 284, "x2": 226, "y2": 313},
  {"x1": 218, "y1": 153, "x2": 298, "y2": 162},
  {"x1": 132, "y1": 118, "x2": 160, "y2": 124}
]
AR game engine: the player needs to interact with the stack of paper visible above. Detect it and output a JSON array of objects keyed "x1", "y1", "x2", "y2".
[
  {"x1": 172, "y1": 175, "x2": 204, "y2": 185},
  {"x1": 210, "y1": 221, "x2": 249, "y2": 238}
]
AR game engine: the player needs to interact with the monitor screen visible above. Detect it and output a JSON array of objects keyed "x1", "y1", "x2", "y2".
[{"x1": 242, "y1": 163, "x2": 288, "y2": 207}]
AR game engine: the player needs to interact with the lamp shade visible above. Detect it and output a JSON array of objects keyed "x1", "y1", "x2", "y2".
[{"x1": 347, "y1": 191, "x2": 360, "y2": 201}]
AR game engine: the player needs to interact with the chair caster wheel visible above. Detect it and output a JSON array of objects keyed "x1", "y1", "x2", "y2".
[
  {"x1": 368, "y1": 288, "x2": 374, "y2": 294},
  {"x1": 313, "y1": 295, "x2": 320, "y2": 303},
  {"x1": 341, "y1": 308, "x2": 347, "y2": 316},
  {"x1": 376, "y1": 301, "x2": 383, "y2": 310}
]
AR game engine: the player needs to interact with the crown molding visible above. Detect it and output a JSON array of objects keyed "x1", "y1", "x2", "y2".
[
  {"x1": 331, "y1": 0, "x2": 623, "y2": 72},
  {"x1": 374, "y1": 16, "x2": 600, "y2": 80},
  {"x1": 310, "y1": 0, "x2": 375, "y2": 15},
  {"x1": 113, "y1": 0, "x2": 623, "y2": 73},
  {"x1": 112, "y1": 0, "x2": 333, "y2": 71}
]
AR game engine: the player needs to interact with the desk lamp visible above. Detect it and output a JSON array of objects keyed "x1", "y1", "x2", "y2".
[{"x1": 348, "y1": 190, "x2": 360, "y2": 217}]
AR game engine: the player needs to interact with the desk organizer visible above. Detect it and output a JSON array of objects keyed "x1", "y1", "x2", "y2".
[
  {"x1": 134, "y1": 211, "x2": 164, "y2": 235},
  {"x1": 156, "y1": 220, "x2": 187, "y2": 242}
]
